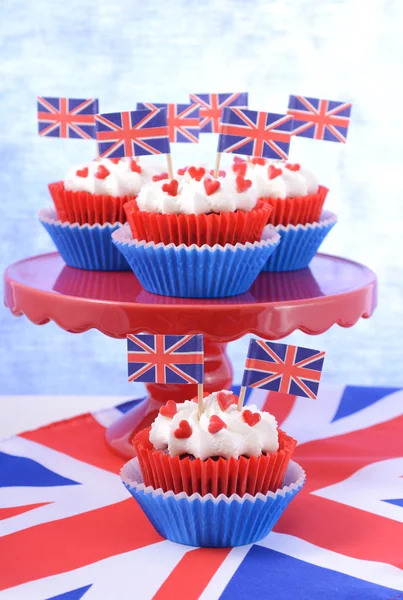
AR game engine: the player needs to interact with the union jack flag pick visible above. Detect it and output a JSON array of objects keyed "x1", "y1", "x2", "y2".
[
  {"x1": 37, "y1": 97, "x2": 99, "y2": 139},
  {"x1": 218, "y1": 107, "x2": 293, "y2": 160},
  {"x1": 189, "y1": 93, "x2": 248, "y2": 133},
  {"x1": 241, "y1": 339, "x2": 325, "y2": 400},
  {"x1": 136, "y1": 102, "x2": 200, "y2": 143},
  {"x1": 127, "y1": 334, "x2": 204, "y2": 385},
  {"x1": 95, "y1": 108, "x2": 170, "y2": 158},
  {"x1": 288, "y1": 95, "x2": 352, "y2": 143}
]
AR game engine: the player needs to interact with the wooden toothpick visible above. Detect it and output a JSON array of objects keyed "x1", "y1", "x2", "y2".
[
  {"x1": 166, "y1": 153, "x2": 174, "y2": 179},
  {"x1": 213, "y1": 152, "x2": 221, "y2": 178},
  {"x1": 237, "y1": 386, "x2": 246, "y2": 411},
  {"x1": 197, "y1": 383, "x2": 204, "y2": 418}
]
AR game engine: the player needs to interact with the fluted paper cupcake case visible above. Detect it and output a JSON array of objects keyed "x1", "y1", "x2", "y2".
[
  {"x1": 262, "y1": 211, "x2": 337, "y2": 272},
  {"x1": 39, "y1": 208, "x2": 130, "y2": 271},
  {"x1": 121, "y1": 457, "x2": 305, "y2": 547},
  {"x1": 48, "y1": 181, "x2": 133, "y2": 225},
  {"x1": 133, "y1": 426, "x2": 296, "y2": 497},
  {"x1": 112, "y1": 224, "x2": 280, "y2": 298},
  {"x1": 124, "y1": 198, "x2": 272, "y2": 246},
  {"x1": 262, "y1": 185, "x2": 328, "y2": 226}
]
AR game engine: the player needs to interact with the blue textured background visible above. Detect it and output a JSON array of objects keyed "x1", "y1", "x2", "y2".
[{"x1": 1, "y1": 0, "x2": 402, "y2": 395}]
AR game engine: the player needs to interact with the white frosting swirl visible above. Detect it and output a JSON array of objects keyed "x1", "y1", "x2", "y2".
[
  {"x1": 149, "y1": 390, "x2": 279, "y2": 460},
  {"x1": 228, "y1": 159, "x2": 319, "y2": 199},
  {"x1": 136, "y1": 175, "x2": 257, "y2": 215},
  {"x1": 64, "y1": 158, "x2": 165, "y2": 197}
]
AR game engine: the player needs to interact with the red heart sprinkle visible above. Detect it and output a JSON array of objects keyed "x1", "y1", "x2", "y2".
[
  {"x1": 234, "y1": 157, "x2": 246, "y2": 164},
  {"x1": 268, "y1": 165, "x2": 282, "y2": 180},
  {"x1": 232, "y1": 162, "x2": 247, "y2": 177},
  {"x1": 217, "y1": 391, "x2": 238, "y2": 411},
  {"x1": 285, "y1": 163, "x2": 300, "y2": 172},
  {"x1": 174, "y1": 419, "x2": 192, "y2": 439},
  {"x1": 188, "y1": 166, "x2": 206, "y2": 181},
  {"x1": 177, "y1": 167, "x2": 188, "y2": 175},
  {"x1": 109, "y1": 158, "x2": 120, "y2": 164},
  {"x1": 242, "y1": 410, "x2": 261, "y2": 427},
  {"x1": 94, "y1": 165, "x2": 110, "y2": 179},
  {"x1": 159, "y1": 400, "x2": 177, "y2": 418},
  {"x1": 208, "y1": 415, "x2": 227, "y2": 434},
  {"x1": 251, "y1": 157, "x2": 266, "y2": 166},
  {"x1": 76, "y1": 167, "x2": 88, "y2": 178},
  {"x1": 130, "y1": 159, "x2": 142, "y2": 174},
  {"x1": 153, "y1": 172, "x2": 169, "y2": 182},
  {"x1": 204, "y1": 178, "x2": 221, "y2": 196},
  {"x1": 162, "y1": 179, "x2": 179, "y2": 196},
  {"x1": 191, "y1": 391, "x2": 210, "y2": 403},
  {"x1": 235, "y1": 175, "x2": 252, "y2": 193},
  {"x1": 209, "y1": 169, "x2": 226, "y2": 177}
]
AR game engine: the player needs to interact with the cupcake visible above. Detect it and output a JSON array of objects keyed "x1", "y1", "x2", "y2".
[
  {"x1": 43, "y1": 158, "x2": 163, "y2": 271},
  {"x1": 133, "y1": 390, "x2": 296, "y2": 496},
  {"x1": 227, "y1": 158, "x2": 336, "y2": 271},
  {"x1": 113, "y1": 166, "x2": 280, "y2": 297},
  {"x1": 230, "y1": 157, "x2": 328, "y2": 226},
  {"x1": 121, "y1": 390, "x2": 305, "y2": 547},
  {"x1": 123, "y1": 165, "x2": 272, "y2": 246},
  {"x1": 48, "y1": 157, "x2": 162, "y2": 226}
]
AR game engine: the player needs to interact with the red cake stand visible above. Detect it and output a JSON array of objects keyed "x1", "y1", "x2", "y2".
[{"x1": 4, "y1": 251, "x2": 377, "y2": 458}]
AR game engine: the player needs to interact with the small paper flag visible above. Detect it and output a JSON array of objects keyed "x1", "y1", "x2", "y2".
[
  {"x1": 37, "y1": 97, "x2": 99, "y2": 139},
  {"x1": 189, "y1": 92, "x2": 248, "y2": 133},
  {"x1": 287, "y1": 95, "x2": 352, "y2": 143},
  {"x1": 218, "y1": 107, "x2": 293, "y2": 160},
  {"x1": 127, "y1": 334, "x2": 204, "y2": 384},
  {"x1": 95, "y1": 108, "x2": 170, "y2": 159},
  {"x1": 241, "y1": 339, "x2": 325, "y2": 399},
  {"x1": 137, "y1": 103, "x2": 200, "y2": 143}
]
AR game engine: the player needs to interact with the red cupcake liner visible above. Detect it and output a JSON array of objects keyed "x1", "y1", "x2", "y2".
[
  {"x1": 48, "y1": 181, "x2": 134, "y2": 225},
  {"x1": 133, "y1": 427, "x2": 296, "y2": 498},
  {"x1": 124, "y1": 199, "x2": 272, "y2": 246},
  {"x1": 261, "y1": 186, "x2": 328, "y2": 227}
]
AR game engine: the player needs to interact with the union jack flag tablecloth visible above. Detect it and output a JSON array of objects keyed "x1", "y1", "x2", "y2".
[
  {"x1": 37, "y1": 97, "x2": 99, "y2": 139},
  {"x1": 189, "y1": 93, "x2": 248, "y2": 133},
  {"x1": 127, "y1": 334, "x2": 204, "y2": 385},
  {"x1": 95, "y1": 109, "x2": 170, "y2": 159},
  {"x1": 242, "y1": 340, "x2": 325, "y2": 400},
  {"x1": 136, "y1": 103, "x2": 200, "y2": 143},
  {"x1": 218, "y1": 108, "x2": 293, "y2": 160},
  {"x1": 287, "y1": 96, "x2": 352, "y2": 143},
  {"x1": 1, "y1": 384, "x2": 403, "y2": 599}
]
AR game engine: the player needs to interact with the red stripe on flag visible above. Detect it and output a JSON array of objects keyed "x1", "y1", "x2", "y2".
[
  {"x1": 0, "y1": 498, "x2": 161, "y2": 591},
  {"x1": 20, "y1": 413, "x2": 125, "y2": 473},
  {"x1": 153, "y1": 547, "x2": 231, "y2": 600},
  {"x1": 0, "y1": 502, "x2": 50, "y2": 521},
  {"x1": 263, "y1": 391, "x2": 296, "y2": 428}
]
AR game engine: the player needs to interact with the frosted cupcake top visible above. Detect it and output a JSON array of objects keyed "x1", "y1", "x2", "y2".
[
  {"x1": 64, "y1": 158, "x2": 163, "y2": 197},
  {"x1": 229, "y1": 158, "x2": 319, "y2": 199},
  {"x1": 136, "y1": 165, "x2": 257, "y2": 215},
  {"x1": 149, "y1": 390, "x2": 279, "y2": 460}
]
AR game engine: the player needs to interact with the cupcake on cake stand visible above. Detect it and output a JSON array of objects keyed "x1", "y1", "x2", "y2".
[{"x1": 4, "y1": 250, "x2": 377, "y2": 458}]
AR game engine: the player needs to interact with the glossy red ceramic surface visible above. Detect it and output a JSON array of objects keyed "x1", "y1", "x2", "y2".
[{"x1": 4, "y1": 251, "x2": 377, "y2": 341}]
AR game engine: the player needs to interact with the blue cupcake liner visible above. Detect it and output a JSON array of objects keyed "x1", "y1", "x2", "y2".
[
  {"x1": 262, "y1": 211, "x2": 337, "y2": 272},
  {"x1": 39, "y1": 208, "x2": 130, "y2": 271},
  {"x1": 112, "y1": 224, "x2": 280, "y2": 298},
  {"x1": 121, "y1": 458, "x2": 305, "y2": 547}
]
